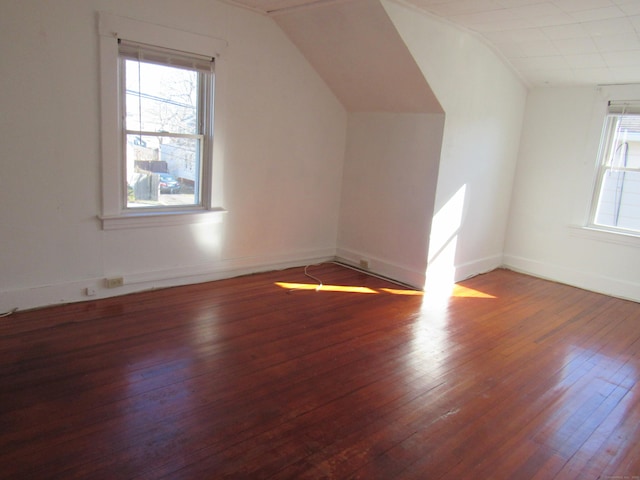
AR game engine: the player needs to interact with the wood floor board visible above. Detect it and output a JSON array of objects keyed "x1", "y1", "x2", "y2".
[{"x1": 1, "y1": 264, "x2": 639, "y2": 479}]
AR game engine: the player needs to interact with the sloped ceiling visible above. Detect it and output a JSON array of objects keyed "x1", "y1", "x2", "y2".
[
  {"x1": 223, "y1": 0, "x2": 333, "y2": 14},
  {"x1": 226, "y1": 0, "x2": 640, "y2": 87},
  {"x1": 228, "y1": 0, "x2": 443, "y2": 113}
]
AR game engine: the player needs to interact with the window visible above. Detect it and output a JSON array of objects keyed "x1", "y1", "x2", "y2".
[
  {"x1": 590, "y1": 101, "x2": 640, "y2": 235},
  {"x1": 120, "y1": 41, "x2": 213, "y2": 210},
  {"x1": 98, "y1": 13, "x2": 226, "y2": 229}
]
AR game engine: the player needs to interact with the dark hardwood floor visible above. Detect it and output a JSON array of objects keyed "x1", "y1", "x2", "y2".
[{"x1": 1, "y1": 264, "x2": 639, "y2": 479}]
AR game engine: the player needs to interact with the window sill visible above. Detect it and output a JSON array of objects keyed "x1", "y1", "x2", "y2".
[
  {"x1": 568, "y1": 225, "x2": 640, "y2": 247},
  {"x1": 100, "y1": 208, "x2": 226, "y2": 230}
]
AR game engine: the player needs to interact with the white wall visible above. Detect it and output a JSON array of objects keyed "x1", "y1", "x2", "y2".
[
  {"x1": 269, "y1": 0, "x2": 446, "y2": 288},
  {"x1": 337, "y1": 113, "x2": 444, "y2": 287},
  {"x1": 0, "y1": 0, "x2": 346, "y2": 311},
  {"x1": 6, "y1": 0, "x2": 634, "y2": 311},
  {"x1": 504, "y1": 87, "x2": 640, "y2": 302},
  {"x1": 383, "y1": 1, "x2": 528, "y2": 287}
]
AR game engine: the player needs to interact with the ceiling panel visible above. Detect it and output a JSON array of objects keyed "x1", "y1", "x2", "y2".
[
  {"x1": 227, "y1": 0, "x2": 640, "y2": 87},
  {"x1": 403, "y1": 0, "x2": 640, "y2": 86}
]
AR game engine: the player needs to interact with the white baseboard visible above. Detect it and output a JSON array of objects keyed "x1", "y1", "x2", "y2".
[
  {"x1": 7, "y1": 249, "x2": 633, "y2": 315},
  {"x1": 335, "y1": 248, "x2": 427, "y2": 289},
  {"x1": 0, "y1": 248, "x2": 336, "y2": 313},
  {"x1": 503, "y1": 254, "x2": 640, "y2": 303},
  {"x1": 336, "y1": 249, "x2": 504, "y2": 290},
  {"x1": 452, "y1": 254, "x2": 504, "y2": 282}
]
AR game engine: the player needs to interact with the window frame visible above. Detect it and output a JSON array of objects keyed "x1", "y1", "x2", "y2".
[
  {"x1": 588, "y1": 100, "x2": 640, "y2": 236},
  {"x1": 120, "y1": 41, "x2": 212, "y2": 212},
  {"x1": 98, "y1": 13, "x2": 227, "y2": 230}
]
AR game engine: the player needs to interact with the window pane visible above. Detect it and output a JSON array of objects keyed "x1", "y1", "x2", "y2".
[
  {"x1": 593, "y1": 113, "x2": 640, "y2": 233},
  {"x1": 125, "y1": 60, "x2": 199, "y2": 135},
  {"x1": 126, "y1": 134, "x2": 201, "y2": 208},
  {"x1": 625, "y1": 126, "x2": 640, "y2": 169},
  {"x1": 594, "y1": 169, "x2": 640, "y2": 231},
  {"x1": 605, "y1": 115, "x2": 640, "y2": 168}
]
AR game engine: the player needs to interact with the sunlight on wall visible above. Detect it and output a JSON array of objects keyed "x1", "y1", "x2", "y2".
[
  {"x1": 424, "y1": 184, "x2": 467, "y2": 299},
  {"x1": 189, "y1": 219, "x2": 224, "y2": 255}
]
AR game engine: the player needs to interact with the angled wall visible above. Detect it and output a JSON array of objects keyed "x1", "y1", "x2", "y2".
[
  {"x1": 383, "y1": 0, "x2": 527, "y2": 288},
  {"x1": 337, "y1": 112, "x2": 444, "y2": 286},
  {"x1": 275, "y1": 0, "x2": 446, "y2": 287}
]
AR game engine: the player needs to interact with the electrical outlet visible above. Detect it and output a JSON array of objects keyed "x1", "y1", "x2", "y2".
[
  {"x1": 105, "y1": 277, "x2": 124, "y2": 288},
  {"x1": 359, "y1": 259, "x2": 369, "y2": 270}
]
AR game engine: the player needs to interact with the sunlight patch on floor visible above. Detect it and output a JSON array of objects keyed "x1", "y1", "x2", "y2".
[
  {"x1": 379, "y1": 288, "x2": 424, "y2": 296},
  {"x1": 275, "y1": 282, "x2": 379, "y2": 294},
  {"x1": 451, "y1": 284, "x2": 496, "y2": 299},
  {"x1": 275, "y1": 281, "x2": 494, "y2": 298},
  {"x1": 275, "y1": 282, "x2": 427, "y2": 295}
]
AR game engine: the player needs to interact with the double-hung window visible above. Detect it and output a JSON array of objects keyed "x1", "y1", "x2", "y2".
[
  {"x1": 590, "y1": 101, "x2": 640, "y2": 235},
  {"x1": 120, "y1": 41, "x2": 213, "y2": 210},
  {"x1": 98, "y1": 12, "x2": 226, "y2": 229}
]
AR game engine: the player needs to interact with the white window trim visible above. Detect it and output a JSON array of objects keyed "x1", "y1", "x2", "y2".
[
  {"x1": 98, "y1": 12, "x2": 227, "y2": 230},
  {"x1": 578, "y1": 84, "x2": 640, "y2": 240},
  {"x1": 569, "y1": 224, "x2": 640, "y2": 247}
]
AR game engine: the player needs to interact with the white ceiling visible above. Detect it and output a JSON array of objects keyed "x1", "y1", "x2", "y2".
[{"x1": 226, "y1": 0, "x2": 640, "y2": 87}]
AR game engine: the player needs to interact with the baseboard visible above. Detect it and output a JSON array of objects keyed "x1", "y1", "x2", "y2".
[
  {"x1": 8, "y1": 250, "x2": 633, "y2": 314},
  {"x1": 452, "y1": 254, "x2": 504, "y2": 282},
  {"x1": 0, "y1": 248, "x2": 336, "y2": 313},
  {"x1": 503, "y1": 254, "x2": 640, "y2": 303},
  {"x1": 335, "y1": 248, "x2": 427, "y2": 289},
  {"x1": 335, "y1": 249, "x2": 505, "y2": 290}
]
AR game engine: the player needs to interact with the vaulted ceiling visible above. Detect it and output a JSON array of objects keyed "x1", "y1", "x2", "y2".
[{"x1": 225, "y1": 0, "x2": 640, "y2": 88}]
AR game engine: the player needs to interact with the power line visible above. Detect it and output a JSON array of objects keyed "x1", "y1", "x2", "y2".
[{"x1": 126, "y1": 89, "x2": 195, "y2": 109}]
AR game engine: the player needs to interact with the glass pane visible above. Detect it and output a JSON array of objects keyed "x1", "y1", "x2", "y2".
[
  {"x1": 125, "y1": 60, "x2": 199, "y2": 135},
  {"x1": 593, "y1": 113, "x2": 640, "y2": 233},
  {"x1": 594, "y1": 169, "x2": 640, "y2": 232},
  {"x1": 126, "y1": 134, "x2": 201, "y2": 209},
  {"x1": 626, "y1": 133, "x2": 640, "y2": 170},
  {"x1": 607, "y1": 115, "x2": 640, "y2": 168}
]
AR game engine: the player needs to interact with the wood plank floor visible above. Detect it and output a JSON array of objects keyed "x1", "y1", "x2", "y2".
[{"x1": 1, "y1": 264, "x2": 639, "y2": 479}]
